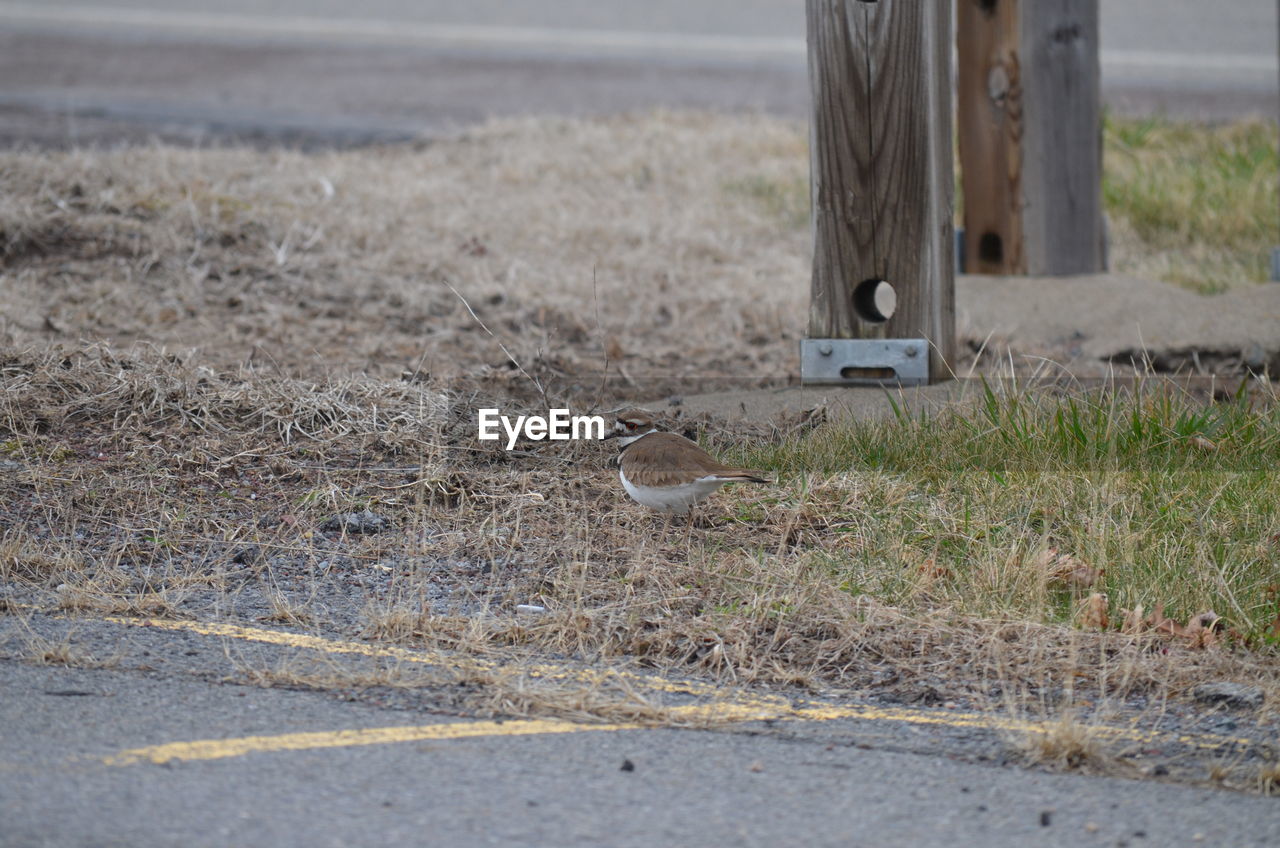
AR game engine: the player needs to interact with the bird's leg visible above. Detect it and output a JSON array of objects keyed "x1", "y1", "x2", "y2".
[
  {"x1": 658, "y1": 510, "x2": 674, "y2": 544},
  {"x1": 683, "y1": 505, "x2": 697, "y2": 546}
]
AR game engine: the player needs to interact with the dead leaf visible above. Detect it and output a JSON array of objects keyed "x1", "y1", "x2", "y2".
[
  {"x1": 1181, "y1": 611, "x2": 1220, "y2": 649},
  {"x1": 1120, "y1": 605, "x2": 1146, "y2": 635},
  {"x1": 1270, "y1": 614, "x2": 1280, "y2": 640},
  {"x1": 917, "y1": 557, "x2": 952, "y2": 582},
  {"x1": 1146, "y1": 602, "x2": 1181, "y2": 636},
  {"x1": 1035, "y1": 547, "x2": 1103, "y2": 589},
  {"x1": 1077, "y1": 593, "x2": 1109, "y2": 630},
  {"x1": 1226, "y1": 627, "x2": 1251, "y2": 646},
  {"x1": 605, "y1": 337, "x2": 625, "y2": 361},
  {"x1": 1188, "y1": 435, "x2": 1218, "y2": 452},
  {"x1": 1144, "y1": 604, "x2": 1225, "y2": 648}
]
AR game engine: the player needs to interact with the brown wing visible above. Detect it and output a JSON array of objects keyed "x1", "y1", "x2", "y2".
[{"x1": 620, "y1": 433, "x2": 769, "y2": 488}]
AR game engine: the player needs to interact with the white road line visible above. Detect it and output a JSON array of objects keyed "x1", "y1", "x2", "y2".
[
  {"x1": 1102, "y1": 49, "x2": 1276, "y2": 73},
  {"x1": 0, "y1": 2, "x2": 1275, "y2": 75},
  {"x1": 0, "y1": 2, "x2": 805, "y2": 57}
]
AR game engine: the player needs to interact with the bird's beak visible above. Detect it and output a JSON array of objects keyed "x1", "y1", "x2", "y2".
[{"x1": 601, "y1": 429, "x2": 619, "y2": 440}]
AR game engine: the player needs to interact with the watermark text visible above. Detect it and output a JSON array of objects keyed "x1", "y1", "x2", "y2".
[{"x1": 477, "y1": 409, "x2": 605, "y2": 450}]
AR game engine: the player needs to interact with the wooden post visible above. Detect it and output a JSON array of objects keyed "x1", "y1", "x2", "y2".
[
  {"x1": 807, "y1": 0, "x2": 955, "y2": 381},
  {"x1": 1272, "y1": 0, "x2": 1280, "y2": 280},
  {"x1": 957, "y1": 0, "x2": 1104, "y2": 276}
]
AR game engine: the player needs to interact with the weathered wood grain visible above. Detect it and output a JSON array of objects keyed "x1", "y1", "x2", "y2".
[
  {"x1": 957, "y1": 0, "x2": 1025, "y2": 274},
  {"x1": 807, "y1": 0, "x2": 955, "y2": 380},
  {"x1": 1020, "y1": 0, "x2": 1104, "y2": 275},
  {"x1": 957, "y1": 0, "x2": 1104, "y2": 276}
]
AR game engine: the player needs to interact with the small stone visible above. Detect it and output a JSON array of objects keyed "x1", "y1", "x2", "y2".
[
  {"x1": 620, "y1": 759, "x2": 635, "y2": 772},
  {"x1": 515, "y1": 604, "x2": 547, "y2": 615},
  {"x1": 231, "y1": 546, "x2": 261, "y2": 565},
  {"x1": 1192, "y1": 682, "x2": 1264, "y2": 710},
  {"x1": 321, "y1": 509, "x2": 390, "y2": 535},
  {"x1": 1040, "y1": 810, "x2": 1053, "y2": 827}
]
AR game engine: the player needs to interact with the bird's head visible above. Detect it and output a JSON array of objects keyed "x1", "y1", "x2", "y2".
[{"x1": 603, "y1": 409, "x2": 658, "y2": 446}]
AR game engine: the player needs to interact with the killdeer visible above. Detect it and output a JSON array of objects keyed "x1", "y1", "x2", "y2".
[{"x1": 603, "y1": 409, "x2": 769, "y2": 514}]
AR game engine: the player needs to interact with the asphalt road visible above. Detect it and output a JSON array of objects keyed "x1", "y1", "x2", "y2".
[
  {"x1": 3, "y1": 613, "x2": 1279, "y2": 848},
  {"x1": 0, "y1": 0, "x2": 1275, "y2": 148},
  {"x1": 6, "y1": 670, "x2": 1278, "y2": 848}
]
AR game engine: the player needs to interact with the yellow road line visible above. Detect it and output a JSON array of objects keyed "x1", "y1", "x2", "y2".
[
  {"x1": 102, "y1": 698, "x2": 1249, "y2": 768},
  {"x1": 105, "y1": 718, "x2": 634, "y2": 767},
  {"x1": 107, "y1": 616, "x2": 746, "y2": 702},
  {"x1": 17, "y1": 613, "x2": 1220, "y2": 762},
  {"x1": 105, "y1": 616, "x2": 1252, "y2": 752}
]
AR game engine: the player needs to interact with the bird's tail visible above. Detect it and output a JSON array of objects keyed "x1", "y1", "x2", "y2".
[{"x1": 717, "y1": 471, "x2": 770, "y2": 484}]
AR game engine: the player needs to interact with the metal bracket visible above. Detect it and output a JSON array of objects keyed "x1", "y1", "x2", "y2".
[{"x1": 800, "y1": 339, "x2": 930, "y2": 386}]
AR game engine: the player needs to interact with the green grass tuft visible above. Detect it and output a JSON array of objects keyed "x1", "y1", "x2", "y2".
[
  {"x1": 744, "y1": 382, "x2": 1280, "y2": 636},
  {"x1": 1104, "y1": 116, "x2": 1278, "y2": 293}
]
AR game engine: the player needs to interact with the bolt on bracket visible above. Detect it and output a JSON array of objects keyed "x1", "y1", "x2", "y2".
[{"x1": 800, "y1": 338, "x2": 930, "y2": 386}]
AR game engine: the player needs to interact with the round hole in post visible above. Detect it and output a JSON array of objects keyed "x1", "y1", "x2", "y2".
[
  {"x1": 976, "y1": 0, "x2": 998, "y2": 15},
  {"x1": 853, "y1": 279, "x2": 896, "y2": 324},
  {"x1": 978, "y1": 232, "x2": 1004, "y2": 266}
]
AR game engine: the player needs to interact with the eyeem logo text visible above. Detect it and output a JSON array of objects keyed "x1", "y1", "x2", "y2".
[{"x1": 477, "y1": 409, "x2": 606, "y2": 450}]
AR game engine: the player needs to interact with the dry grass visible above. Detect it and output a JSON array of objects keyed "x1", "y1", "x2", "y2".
[
  {"x1": 56, "y1": 584, "x2": 179, "y2": 618},
  {"x1": 457, "y1": 668, "x2": 714, "y2": 727},
  {"x1": 234, "y1": 655, "x2": 443, "y2": 692},
  {"x1": 0, "y1": 112, "x2": 807, "y2": 396},
  {"x1": 1015, "y1": 711, "x2": 1112, "y2": 772},
  {"x1": 1, "y1": 112, "x2": 1272, "y2": 399},
  {"x1": 231, "y1": 647, "x2": 714, "y2": 727},
  {"x1": 1, "y1": 305, "x2": 1277, "y2": 720},
  {"x1": 1259, "y1": 761, "x2": 1280, "y2": 796},
  {"x1": 20, "y1": 632, "x2": 113, "y2": 669},
  {"x1": 2, "y1": 111, "x2": 1279, "y2": 731},
  {"x1": 1103, "y1": 117, "x2": 1278, "y2": 293},
  {"x1": 260, "y1": 591, "x2": 318, "y2": 626}
]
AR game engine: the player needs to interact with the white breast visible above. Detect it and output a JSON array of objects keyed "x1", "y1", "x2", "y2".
[{"x1": 619, "y1": 469, "x2": 727, "y2": 514}]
